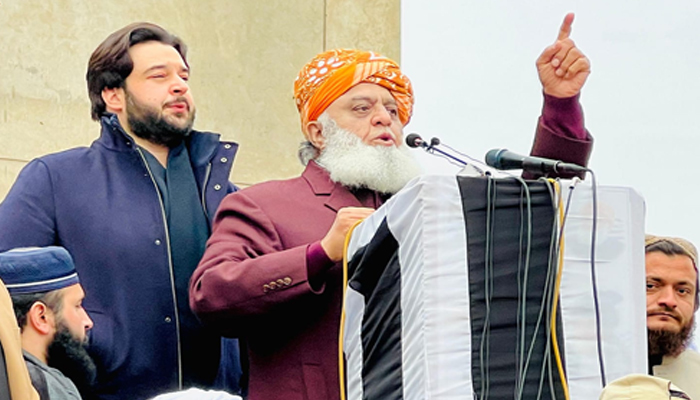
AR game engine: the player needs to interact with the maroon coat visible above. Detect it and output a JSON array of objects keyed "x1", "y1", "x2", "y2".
[
  {"x1": 191, "y1": 161, "x2": 361, "y2": 400},
  {"x1": 190, "y1": 105, "x2": 593, "y2": 400}
]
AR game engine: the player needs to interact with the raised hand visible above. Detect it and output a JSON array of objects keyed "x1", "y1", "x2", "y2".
[{"x1": 536, "y1": 13, "x2": 591, "y2": 98}]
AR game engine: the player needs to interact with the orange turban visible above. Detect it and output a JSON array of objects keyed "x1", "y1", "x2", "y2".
[{"x1": 294, "y1": 49, "x2": 414, "y2": 137}]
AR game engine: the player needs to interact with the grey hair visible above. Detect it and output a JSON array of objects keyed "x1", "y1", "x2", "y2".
[
  {"x1": 297, "y1": 112, "x2": 332, "y2": 166},
  {"x1": 298, "y1": 141, "x2": 320, "y2": 166}
]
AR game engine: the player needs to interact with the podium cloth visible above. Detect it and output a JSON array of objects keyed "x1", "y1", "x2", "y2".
[{"x1": 344, "y1": 175, "x2": 646, "y2": 400}]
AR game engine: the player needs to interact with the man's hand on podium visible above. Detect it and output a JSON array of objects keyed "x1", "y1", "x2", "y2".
[{"x1": 321, "y1": 207, "x2": 375, "y2": 262}]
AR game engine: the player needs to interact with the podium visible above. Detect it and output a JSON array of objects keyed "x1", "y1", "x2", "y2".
[{"x1": 343, "y1": 175, "x2": 646, "y2": 400}]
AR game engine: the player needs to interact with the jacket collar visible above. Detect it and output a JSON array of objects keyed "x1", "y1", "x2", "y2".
[
  {"x1": 303, "y1": 161, "x2": 361, "y2": 212},
  {"x1": 97, "y1": 114, "x2": 137, "y2": 151},
  {"x1": 96, "y1": 114, "x2": 237, "y2": 167}
]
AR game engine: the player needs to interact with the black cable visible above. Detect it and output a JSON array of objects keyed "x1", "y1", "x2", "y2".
[
  {"x1": 515, "y1": 177, "x2": 539, "y2": 400},
  {"x1": 439, "y1": 142, "x2": 488, "y2": 167},
  {"x1": 411, "y1": 137, "x2": 490, "y2": 173},
  {"x1": 515, "y1": 184, "x2": 526, "y2": 399},
  {"x1": 422, "y1": 141, "x2": 468, "y2": 167},
  {"x1": 585, "y1": 170, "x2": 606, "y2": 388},
  {"x1": 538, "y1": 178, "x2": 560, "y2": 400},
  {"x1": 554, "y1": 180, "x2": 578, "y2": 399},
  {"x1": 480, "y1": 176, "x2": 495, "y2": 400}
]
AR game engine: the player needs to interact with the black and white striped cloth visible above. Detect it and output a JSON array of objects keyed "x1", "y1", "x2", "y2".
[{"x1": 343, "y1": 175, "x2": 646, "y2": 400}]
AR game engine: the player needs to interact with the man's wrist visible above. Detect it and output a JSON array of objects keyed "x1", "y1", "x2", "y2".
[{"x1": 542, "y1": 92, "x2": 586, "y2": 140}]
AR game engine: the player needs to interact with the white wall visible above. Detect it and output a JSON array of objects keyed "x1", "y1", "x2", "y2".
[{"x1": 401, "y1": 0, "x2": 700, "y2": 251}]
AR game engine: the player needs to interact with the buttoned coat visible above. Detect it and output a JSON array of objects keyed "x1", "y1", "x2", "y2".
[{"x1": 191, "y1": 161, "x2": 355, "y2": 400}]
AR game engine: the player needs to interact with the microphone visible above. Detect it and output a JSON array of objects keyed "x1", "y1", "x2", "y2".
[
  {"x1": 405, "y1": 133, "x2": 425, "y2": 148},
  {"x1": 405, "y1": 133, "x2": 442, "y2": 149},
  {"x1": 485, "y1": 149, "x2": 587, "y2": 176}
]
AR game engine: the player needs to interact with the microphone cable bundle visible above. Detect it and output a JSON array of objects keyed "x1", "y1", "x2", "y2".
[
  {"x1": 405, "y1": 136, "x2": 605, "y2": 399},
  {"x1": 484, "y1": 147, "x2": 605, "y2": 394}
]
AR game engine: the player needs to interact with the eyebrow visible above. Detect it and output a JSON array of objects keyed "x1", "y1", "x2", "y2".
[
  {"x1": 143, "y1": 65, "x2": 190, "y2": 75},
  {"x1": 350, "y1": 96, "x2": 374, "y2": 102},
  {"x1": 648, "y1": 276, "x2": 695, "y2": 287},
  {"x1": 349, "y1": 96, "x2": 397, "y2": 105}
]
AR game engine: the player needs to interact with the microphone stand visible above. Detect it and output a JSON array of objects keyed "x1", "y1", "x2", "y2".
[
  {"x1": 406, "y1": 134, "x2": 466, "y2": 166},
  {"x1": 405, "y1": 134, "x2": 487, "y2": 177}
]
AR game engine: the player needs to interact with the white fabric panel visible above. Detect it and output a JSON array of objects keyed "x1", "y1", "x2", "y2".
[
  {"x1": 559, "y1": 183, "x2": 647, "y2": 400},
  {"x1": 343, "y1": 288, "x2": 366, "y2": 400},
  {"x1": 387, "y1": 175, "x2": 473, "y2": 399},
  {"x1": 345, "y1": 174, "x2": 474, "y2": 399},
  {"x1": 344, "y1": 194, "x2": 388, "y2": 400}
]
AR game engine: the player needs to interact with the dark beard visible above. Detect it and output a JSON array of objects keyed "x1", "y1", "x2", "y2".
[
  {"x1": 47, "y1": 325, "x2": 97, "y2": 397},
  {"x1": 648, "y1": 321, "x2": 695, "y2": 358},
  {"x1": 126, "y1": 92, "x2": 195, "y2": 148}
]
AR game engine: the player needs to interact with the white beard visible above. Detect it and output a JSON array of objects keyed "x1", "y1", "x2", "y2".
[{"x1": 315, "y1": 114, "x2": 422, "y2": 194}]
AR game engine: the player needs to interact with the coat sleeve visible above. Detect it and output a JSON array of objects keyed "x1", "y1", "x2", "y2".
[
  {"x1": 0, "y1": 159, "x2": 57, "y2": 251},
  {"x1": 526, "y1": 93, "x2": 593, "y2": 179},
  {"x1": 189, "y1": 190, "x2": 323, "y2": 335}
]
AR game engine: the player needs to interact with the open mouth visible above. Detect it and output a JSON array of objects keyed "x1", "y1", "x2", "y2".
[{"x1": 375, "y1": 132, "x2": 395, "y2": 144}]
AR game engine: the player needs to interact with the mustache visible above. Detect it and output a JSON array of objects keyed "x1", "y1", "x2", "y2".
[
  {"x1": 648, "y1": 308, "x2": 682, "y2": 320},
  {"x1": 164, "y1": 96, "x2": 190, "y2": 108}
]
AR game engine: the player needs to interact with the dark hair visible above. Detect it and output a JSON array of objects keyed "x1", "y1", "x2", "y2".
[
  {"x1": 86, "y1": 22, "x2": 188, "y2": 120},
  {"x1": 11, "y1": 290, "x2": 64, "y2": 331},
  {"x1": 647, "y1": 240, "x2": 700, "y2": 311}
]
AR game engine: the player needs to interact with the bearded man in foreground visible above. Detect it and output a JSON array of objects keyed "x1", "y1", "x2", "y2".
[
  {"x1": 645, "y1": 235, "x2": 700, "y2": 398},
  {"x1": 190, "y1": 14, "x2": 593, "y2": 400},
  {"x1": 0, "y1": 247, "x2": 95, "y2": 400}
]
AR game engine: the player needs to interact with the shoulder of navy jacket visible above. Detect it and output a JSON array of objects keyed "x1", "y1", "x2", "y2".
[{"x1": 188, "y1": 130, "x2": 239, "y2": 166}]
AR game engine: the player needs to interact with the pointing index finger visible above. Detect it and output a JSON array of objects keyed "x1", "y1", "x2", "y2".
[{"x1": 557, "y1": 12, "x2": 575, "y2": 41}]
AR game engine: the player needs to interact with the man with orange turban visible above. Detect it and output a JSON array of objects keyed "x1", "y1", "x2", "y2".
[{"x1": 191, "y1": 13, "x2": 592, "y2": 400}]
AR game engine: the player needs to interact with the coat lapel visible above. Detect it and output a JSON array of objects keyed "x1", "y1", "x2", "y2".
[{"x1": 302, "y1": 161, "x2": 361, "y2": 212}]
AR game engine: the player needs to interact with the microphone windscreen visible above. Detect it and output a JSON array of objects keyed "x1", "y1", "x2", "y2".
[
  {"x1": 484, "y1": 148, "x2": 506, "y2": 169},
  {"x1": 405, "y1": 133, "x2": 423, "y2": 148}
]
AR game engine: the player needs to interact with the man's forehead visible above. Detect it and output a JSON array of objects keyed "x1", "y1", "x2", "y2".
[
  {"x1": 128, "y1": 41, "x2": 187, "y2": 72},
  {"x1": 61, "y1": 283, "x2": 86, "y2": 298},
  {"x1": 646, "y1": 252, "x2": 697, "y2": 283},
  {"x1": 337, "y1": 83, "x2": 396, "y2": 103}
]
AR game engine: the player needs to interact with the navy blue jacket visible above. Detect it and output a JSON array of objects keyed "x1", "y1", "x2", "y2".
[{"x1": 0, "y1": 115, "x2": 239, "y2": 399}]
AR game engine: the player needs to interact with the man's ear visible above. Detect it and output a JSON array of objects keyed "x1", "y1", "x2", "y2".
[
  {"x1": 27, "y1": 302, "x2": 55, "y2": 336},
  {"x1": 102, "y1": 87, "x2": 125, "y2": 114},
  {"x1": 305, "y1": 120, "x2": 325, "y2": 150}
]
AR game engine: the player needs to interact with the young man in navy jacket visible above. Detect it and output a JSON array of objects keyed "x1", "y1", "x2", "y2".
[{"x1": 0, "y1": 23, "x2": 241, "y2": 400}]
